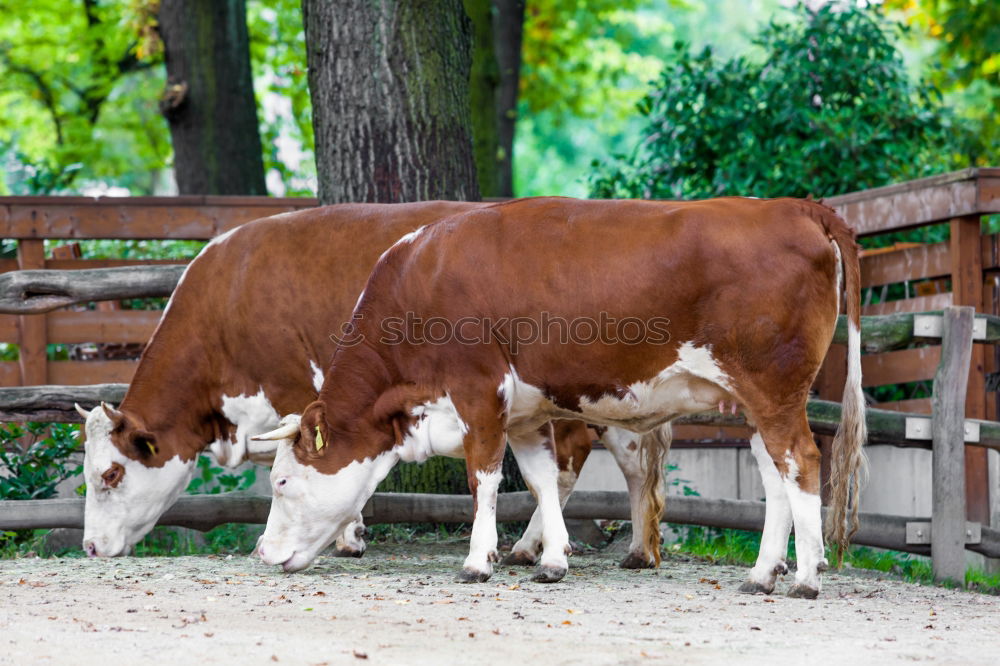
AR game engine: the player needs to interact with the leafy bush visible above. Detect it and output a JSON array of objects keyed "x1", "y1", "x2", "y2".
[
  {"x1": 0, "y1": 423, "x2": 82, "y2": 500},
  {"x1": 590, "y1": 3, "x2": 968, "y2": 200},
  {"x1": 185, "y1": 455, "x2": 257, "y2": 495}
]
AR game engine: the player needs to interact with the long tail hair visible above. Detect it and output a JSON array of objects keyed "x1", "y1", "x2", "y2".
[{"x1": 639, "y1": 422, "x2": 673, "y2": 566}]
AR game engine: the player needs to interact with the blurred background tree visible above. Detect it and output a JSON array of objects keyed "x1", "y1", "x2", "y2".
[
  {"x1": 588, "y1": 3, "x2": 972, "y2": 200},
  {"x1": 885, "y1": 0, "x2": 1000, "y2": 166},
  {"x1": 0, "y1": 1, "x2": 996, "y2": 200},
  {"x1": 158, "y1": 0, "x2": 267, "y2": 195}
]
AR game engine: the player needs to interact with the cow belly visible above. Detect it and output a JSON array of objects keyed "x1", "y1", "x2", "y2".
[{"x1": 503, "y1": 341, "x2": 734, "y2": 435}]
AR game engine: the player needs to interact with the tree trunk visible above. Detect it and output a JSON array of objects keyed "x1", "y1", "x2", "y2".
[
  {"x1": 464, "y1": 0, "x2": 500, "y2": 198},
  {"x1": 302, "y1": 0, "x2": 480, "y2": 203},
  {"x1": 492, "y1": 0, "x2": 524, "y2": 198},
  {"x1": 158, "y1": 0, "x2": 267, "y2": 195}
]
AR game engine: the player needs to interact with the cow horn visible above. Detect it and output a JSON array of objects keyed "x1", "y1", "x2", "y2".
[
  {"x1": 251, "y1": 421, "x2": 301, "y2": 441},
  {"x1": 74, "y1": 403, "x2": 91, "y2": 419}
]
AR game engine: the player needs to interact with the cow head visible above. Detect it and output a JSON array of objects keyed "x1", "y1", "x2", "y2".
[
  {"x1": 77, "y1": 402, "x2": 196, "y2": 557},
  {"x1": 253, "y1": 403, "x2": 396, "y2": 572}
]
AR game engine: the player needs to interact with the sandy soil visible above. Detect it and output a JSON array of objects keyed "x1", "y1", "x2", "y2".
[{"x1": 1, "y1": 540, "x2": 997, "y2": 666}]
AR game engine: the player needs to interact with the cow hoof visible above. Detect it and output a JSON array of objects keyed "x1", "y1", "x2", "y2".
[
  {"x1": 331, "y1": 546, "x2": 365, "y2": 559},
  {"x1": 738, "y1": 580, "x2": 774, "y2": 595},
  {"x1": 817, "y1": 559, "x2": 829, "y2": 573},
  {"x1": 502, "y1": 550, "x2": 537, "y2": 567},
  {"x1": 531, "y1": 565, "x2": 567, "y2": 584},
  {"x1": 773, "y1": 561, "x2": 788, "y2": 576},
  {"x1": 619, "y1": 552, "x2": 656, "y2": 569},
  {"x1": 456, "y1": 568, "x2": 491, "y2": 584},
  {"x1": 787, "y1": 584, "x2": 819, "y2": 599}
]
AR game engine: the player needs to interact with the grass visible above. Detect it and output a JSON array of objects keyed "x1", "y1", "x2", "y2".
[{"x1": 664, "y1": 523, "x2": 1000, "y2": 595}]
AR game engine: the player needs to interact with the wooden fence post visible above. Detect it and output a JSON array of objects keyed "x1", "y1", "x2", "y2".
[
  {"x1": 949, "y1": 215, "x2": 990, "y2": 525},
  {"x1": 931, "y1": 305, "x2": 975, "y2": 585},
  {"x1": 15, "y1": 240, "x2": 47, "y2": 385}
]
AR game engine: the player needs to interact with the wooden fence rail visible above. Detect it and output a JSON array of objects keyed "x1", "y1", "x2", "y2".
[{"x1": 2, "y1": 491, "x2": 998, "y2": 560}]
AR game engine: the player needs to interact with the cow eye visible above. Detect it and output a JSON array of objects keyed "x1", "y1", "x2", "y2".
[{"x1": 101, "y1": 462, "x2": 125, "y2": 488}]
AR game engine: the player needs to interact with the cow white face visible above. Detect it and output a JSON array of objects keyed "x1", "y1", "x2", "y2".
[
  {"x1": 79, "y1": 404, "x2": 195, "y2": 557},
  {"x1": 255, "y1": 416, "x2": 396, "y2": 573}
]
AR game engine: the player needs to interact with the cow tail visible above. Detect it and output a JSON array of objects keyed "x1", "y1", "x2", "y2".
[
  {"x1": 825, "y1": 220, "x2": 868, "y2": 565},
  {"x1": 639, "y1": 422, "x2": 672, "y2": 566}
]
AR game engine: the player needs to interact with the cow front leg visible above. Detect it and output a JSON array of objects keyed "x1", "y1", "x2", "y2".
[
  {"x1": 509, "y1": 426, "x2": 571, "y2": 583},
  {"x1": 739, "y1": 432, "x2": 792, "y2": 594},
  {"x1": 505, "y1": 420, "x2": 590, "y2": 566},
  {"x1": 456, "y1": 402, "x2": 507, "y2": 584},
  {"x1": 330, "y1": 515, "x2": 366, "y2": 558},
  {"x1": 458, "y1": 467, "x2": 503, "y2": 583}
]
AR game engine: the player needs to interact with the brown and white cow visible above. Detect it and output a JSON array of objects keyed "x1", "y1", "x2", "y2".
[
  {"x1": 76, "y1": 201, "x2": 658, "y2": 566},
  {"x1": 255, "y1": 196, "x2": 865, "y2": 597}
]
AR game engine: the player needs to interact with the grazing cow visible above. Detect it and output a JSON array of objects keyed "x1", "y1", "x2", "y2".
[
  {"x1": 76, "y1": 201, "x2": 657, "y2": 566},
  {"x1": 255, "y1": 196, "x2": 865, "y2": 597}
]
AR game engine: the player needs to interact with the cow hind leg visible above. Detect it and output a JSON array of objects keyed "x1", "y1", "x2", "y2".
[
  {"x1": 504, "y1": 421, "x2": 589, "y2": 566},
  {"x1": 508, "y1": 426, "x2": 571, "y2": 583},
  {"x1": 602, "y1": 427, "x2": 661, "y2": 569},
  {"x1": 739, "y1": 432, "x2": 792, "y2": 594},
  {"x1": 754, "y1": 417, "x2": 828, "y2": 598}
]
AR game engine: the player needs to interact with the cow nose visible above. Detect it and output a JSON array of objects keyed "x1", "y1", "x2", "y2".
[{"x1": 84, "y1": 541, "x2": 98, "y2": 558}]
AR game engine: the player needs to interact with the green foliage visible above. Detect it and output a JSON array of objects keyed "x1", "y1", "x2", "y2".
[
  {"x1": 185, "y1": 455, "x2": 257, "y2": 495},
  {"x1": 0, "y1": 423, "x2": 83, "y2": 500},
  {"x1": 886, "y1": 0, "x2": 1000, "y2": 164},
  {"x1": 247, "y1": 0, "x2": 316, "y2": 196},
  {"x1": 131, "y1": 524, "x2": 263, "y2": 556},
  {"x1": 0, "y1": 0, "x2": 169, "y2": 194},
  {"x1": 589, "y1": 3, "x2": 967, "y2": 200}
]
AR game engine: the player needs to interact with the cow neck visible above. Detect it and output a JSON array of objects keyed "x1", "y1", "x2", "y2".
[
  {"x1": 117, "y1": 332, "x2": 217, "y2": 464},
  {"x1": 307, "y1": 343, "x2": 398, "y2": 475}
]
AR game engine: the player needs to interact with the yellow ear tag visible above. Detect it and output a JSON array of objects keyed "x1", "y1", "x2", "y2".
[
  {"x1": 146, "y1": 441, "x2": 157, "y2": 456},
  {"x1": 315, "y1": 427, "x2": 325, "y2": 451}
]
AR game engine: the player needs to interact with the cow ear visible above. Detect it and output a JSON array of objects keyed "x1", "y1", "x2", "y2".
[
  {"x1": 296, "y1": 401, "x2": 328, "y2": 457},
  {"x1": 129, "y1": 430, "x2": 158, "y2": 458}
]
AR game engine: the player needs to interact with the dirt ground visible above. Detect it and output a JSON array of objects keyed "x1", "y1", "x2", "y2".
[{"x1": 1, "y1": 539, "x2": 998, "y2": 666}]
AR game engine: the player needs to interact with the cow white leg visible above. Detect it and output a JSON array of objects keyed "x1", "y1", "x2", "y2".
[
  {"x1": 784, "y1": 451, "x2": 828, "y2": 598},
  {"x1": 459, "y1": 468, "x2": 503, "y2": 582},
  {"x1": 508, "y1": 430, "x2": 570, "y2": 583},
  {"x1": 739, "y1": 432, "x2": 792, "y2": 594},
  {"x1": 602, "y1": 427, "x2": 657, "y2": 569},
  {"x1": 330, "y1": 516, "x2": 366, "y2": 558},
  {"x1": 505, "y1": 421, "x2": 589, "y2": 567},
  {"x1": 504, "y1": 468, "x2": 576, "y2": 566}
]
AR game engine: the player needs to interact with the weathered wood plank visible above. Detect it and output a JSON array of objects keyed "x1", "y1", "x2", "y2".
[
  {"x1": 16, "y1": 241, "x2": 47, "y2": 385},
  {"x1": 831, "y1": 311, "x2": 1000, "y2": 350},
  {"x1": 47, "y1": 361, "x2": 138, "y2": 385},
  {"x1": 950, "y1": 216, "x2": 991, "y2": 526},
  {"x1": 3, "y1": 491, "x2": 998, "y2": 558},
  {"x1": 861, "y1": 346, "x2": 940, "y2": 387},
  {"x1": 861, "y1": 241, "x2": 950, "y2": 288},
  {"x1": 861, "y1": 292, "x2": 952, "y2": 316},
  {"x1": 873, "y1": 398, "x2": 932, "y2": 414},
  {"x1": 0, "y1": 196, "x2": 317, "y2": 240},
  {"x1": 0, "y1": 266, "x2": 185, "y2": 314},
  {"x1": 827, "y1": 168, "x2": 982, "y2": 236},
  {"x1": 931, "y1": 306, "x2": 974, "y2": 584}
]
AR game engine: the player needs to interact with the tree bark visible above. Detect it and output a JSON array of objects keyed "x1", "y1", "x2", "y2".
[
  {"x1": 158, "y1": 0, "x2": 267, "y2": 195},
  {"x1": 492, "y1": 0, "x2": 524, "y2": 198},
  {"x1": 464, "y1": 0, "x2": 500, "y2": 198},
  {"x1": 303, "y1": 0, "x2": 480, "y2": 203}
]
